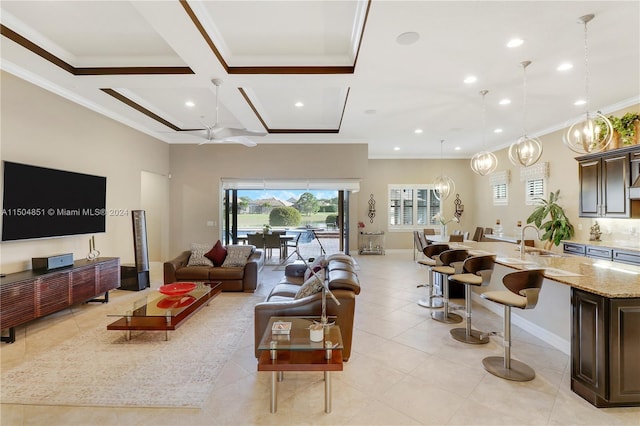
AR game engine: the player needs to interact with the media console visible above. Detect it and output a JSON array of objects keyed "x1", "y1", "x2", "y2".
[{"x1": 0, "y1": 257, "x2": 120, "y2": 343}]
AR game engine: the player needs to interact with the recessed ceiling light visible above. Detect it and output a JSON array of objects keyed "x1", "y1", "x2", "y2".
[
  {"x1": 396, "y1": 32, "x2": 420, "y2": 45},
  {"x1": 557, "y1": 62, "x2": 573, "y2": 71},
  {"x1": 414, "y1": 129, "x2": 423, "y2": 134},
  {"x1": 494, "y1": 128, "x2": 503, "y2": 133},
  {"x1": 499, "y1": 99, "x2": 511, "y2": 105},
  {"x1": 394, "y1": 147, "x2": 400, "y2": 151},
  {"x1": 185, "y1": 101, "x2": 195, "y2": 107},
  {"x1": 295, "y1": 101, "x2": 304, "y2": 107},
  {"x1": 454, "y1": 146, "x2": 461, "y2": 151},
  {"x1": 464, "y1": 75, "x2": 477, "y2": 84},
  {"x1": 507, "y1": 38, "x2": 524, "y2": 48},
  {"x1": 574, "y1": 99, "x2": 586, "y2": 106}
]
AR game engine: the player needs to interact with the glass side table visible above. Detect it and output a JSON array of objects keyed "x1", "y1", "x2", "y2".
[{"x1": 257, "y1": 316, "x2": 343, "y2": 413}]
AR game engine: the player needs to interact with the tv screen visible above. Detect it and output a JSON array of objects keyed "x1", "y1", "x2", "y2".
[{"x1": 1, "y1": 161, "x2": 107, "y2": 241}]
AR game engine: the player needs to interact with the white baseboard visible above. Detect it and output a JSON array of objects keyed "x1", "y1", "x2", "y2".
[{"x1": 472, "y1": 293, "x2": 570, "y2": 355}]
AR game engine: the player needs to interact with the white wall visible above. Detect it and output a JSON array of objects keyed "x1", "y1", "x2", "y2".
[{"x1": 0, "y1": 71, "x2": 170, "y2": 273}]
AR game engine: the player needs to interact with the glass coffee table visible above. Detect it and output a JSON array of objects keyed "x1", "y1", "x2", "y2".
[
  {"x1": 107, "y1": 281, "x2": 221, "y2": 340},
  {"x1": 257, "y1": 316, "x2": 343, "y2": 414}
]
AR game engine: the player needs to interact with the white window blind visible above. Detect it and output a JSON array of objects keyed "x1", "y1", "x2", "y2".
[
  {"x1": 388, "y1": 185, "x2": 440, "y2": 231},
  {"x1": 490, "y1": 170, "x2": 510, "y2": 206},
  {"x1": 493, "y1": 183, "x2": 508, "y2": 205},
  {"x1": 525, "y1": 178, "x2": 546, "y2": 205}
]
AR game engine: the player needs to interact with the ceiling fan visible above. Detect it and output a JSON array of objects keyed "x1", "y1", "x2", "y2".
[{"x1": 184, "y1": 78, "x2": 267, "y2": 147}]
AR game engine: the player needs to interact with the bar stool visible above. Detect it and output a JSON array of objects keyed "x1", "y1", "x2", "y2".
[
  {"x1": 416, "y1": 244, "x2": 450, "y2": 309},
  {"x1": 448, "y1": 255, "x2": 496, "y2": 344},
  {"x1": 481, "y1": 269, "x2": 545, "y2": 381},
  {"x1": 431, "y1": 249, "x2": 469, "y2": 324}
]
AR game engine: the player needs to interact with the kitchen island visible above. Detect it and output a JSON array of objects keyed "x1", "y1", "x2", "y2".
[{"x1": 451, "y1": 241, "x2": 640, "y2": 408}]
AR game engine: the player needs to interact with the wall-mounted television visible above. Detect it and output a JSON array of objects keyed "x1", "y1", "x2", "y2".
[{"x1": 1, "y1": 161, "x2": 107, "y2": 241}]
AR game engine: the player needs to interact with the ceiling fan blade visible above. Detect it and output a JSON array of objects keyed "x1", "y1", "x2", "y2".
[
  {"x1": 214, "y1": 127, "x2": 267, "y2": 139},
  {"x1": 223, "y1": 136, "x2": 258, "y2": 147}
]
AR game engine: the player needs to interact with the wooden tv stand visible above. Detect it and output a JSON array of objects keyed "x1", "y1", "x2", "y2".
[{"x1": 0, "y1": 257, "x2": 120, "y2": 343}]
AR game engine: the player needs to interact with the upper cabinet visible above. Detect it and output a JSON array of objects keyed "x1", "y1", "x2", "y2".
[{"x1": 577, "y1": 146, "x2": 640, "y2": 218}]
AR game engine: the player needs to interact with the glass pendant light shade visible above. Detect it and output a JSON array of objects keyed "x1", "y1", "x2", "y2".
[
  {"x1": 470, "y1": 151, "x2": 498, "y2": 176},
  {"x1": 508, "y1": 135, "x2": 543, "y2": 167},
  {"x1": 433, "y1": 174, "x2": 455, "y2": 201},
  {"x1": 564, "y1": 111, "x2": 613, "y2": 154},
  {"x1": 563, "y1": 14, "x2": 612, "y2": 154},
  {"x1": 471, "y1": 90, "x2": 497, "y2": 176},
  {"x1": 433, "y1": 139, "x2": 454, "y2": 201},
  {"x1": 508, "y1": 61, "x2": 543, "y2": 167}
]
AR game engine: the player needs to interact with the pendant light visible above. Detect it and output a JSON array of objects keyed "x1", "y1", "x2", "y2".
[
  {"x1": 433, "y1": 140, "x2": 455, "y2": 201},
  {"x1": 470, "y1": 90, "x2": 498, "y2": 176},
  {"x1": 563, "y1": 14, "x2": 613, "y2": 154},
  {"x1": 508, "y1": 61, "x2": 543, "y2": 167}
]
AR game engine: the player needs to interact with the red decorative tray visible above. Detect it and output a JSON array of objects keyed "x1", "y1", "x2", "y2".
[
  {"x1": 157, "y1": 295, "x2": 196, "y2": 309},
  {"x1": 158, "y1": 282, "x2": 196, "y2": 297}
]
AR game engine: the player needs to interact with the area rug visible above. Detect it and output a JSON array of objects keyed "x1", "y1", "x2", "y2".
[{"x1": 0, "y1": 293, "x2": 261, "y2": 409}]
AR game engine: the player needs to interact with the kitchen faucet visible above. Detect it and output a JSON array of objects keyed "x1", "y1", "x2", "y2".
[{"x1": 520, "y1": 224, "x2": 540, "y2": 257}]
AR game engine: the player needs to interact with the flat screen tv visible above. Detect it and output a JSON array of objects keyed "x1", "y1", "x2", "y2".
[{"x1": 1, "y1": 161, "x2": 107, "y2": 241}]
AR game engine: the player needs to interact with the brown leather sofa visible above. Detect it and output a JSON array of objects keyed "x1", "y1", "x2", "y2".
[
  {"x1": 163, "y1": 247, "x2": 264, "y2": 292},
  {"x1": 254, "y1": 255, "x2": 360, "y2": 361}
]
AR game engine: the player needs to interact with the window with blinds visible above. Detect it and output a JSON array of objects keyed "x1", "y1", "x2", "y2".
[
  {"x1": 525, "y1": 178, "x2": 546, "y2": 205},
  {"x1": 389, "y1": 185, "x2": 440, "y2": 230},
  {"x1": 493, "y1": 183, "x2": 508, "y2": 205}
]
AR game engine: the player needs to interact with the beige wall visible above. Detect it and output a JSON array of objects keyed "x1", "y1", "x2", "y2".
[
  {"x1": 359, "y1": 158, "x2": 476, "y2": 250},
  {"x1": 2, "y1": 72, "x2": 637, "y2": 271},
  {"x1": 167, "y1": 143, "x2": 368, "y2": 255},
  {"x1": 0, "y1": 72, "x2": 170, "y2": 273},
  {"x1": 471, "y1": 104, "x2": 640, "y2": 251}
]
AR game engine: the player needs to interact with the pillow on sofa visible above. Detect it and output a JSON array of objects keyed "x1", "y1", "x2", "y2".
[
  {"x1": 304, "y1": 256, "x2": 326, "y2": 281},
  {"x1": 205, "y1": 240, "x2": 227, "y2": 266},
  {"x1": 187, "y1": 243, "x2": 214, "y2": 267},
  {"x1": 221, "y1": 245, "x2": 254, "y2": 267},
  {"x1": 295, "y1": 270, "x2": 325, "y2": 299}
]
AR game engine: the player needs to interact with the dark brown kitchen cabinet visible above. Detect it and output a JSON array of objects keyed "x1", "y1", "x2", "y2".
[
  {"x1": 577, "y1": 146, "x2": 640, "y2": 218},
  {"x1": 571, "y1": 288, "x2": 640, "y2": 407}
]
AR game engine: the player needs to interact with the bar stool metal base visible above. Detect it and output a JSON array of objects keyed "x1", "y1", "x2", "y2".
[
  {"x1": 482, "y1": 356, "x2": 536, "y2": 382},
  {"x1": 418, "y1": 298, "x2": 443, "y2": 309},
  {"x1": 450, "y1": 328, "x2": 489, "y2": 344},
  {"x1": 431, "y1": 311, "x2": 462, "y2": 324}
]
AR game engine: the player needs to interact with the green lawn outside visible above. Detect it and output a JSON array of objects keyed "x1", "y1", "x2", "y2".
[{"x1": 237, "y1": 213, "x2": 335, "y2": 229}]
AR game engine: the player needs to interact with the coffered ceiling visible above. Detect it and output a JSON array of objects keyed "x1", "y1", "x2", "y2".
[{"x1": 1, "y1": 1, "x2": 638, "y2": 159}]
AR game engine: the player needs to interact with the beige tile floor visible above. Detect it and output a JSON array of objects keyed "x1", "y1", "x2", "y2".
[{"x1": 2, "y1": 251, "x2": 640, "y2": 425}]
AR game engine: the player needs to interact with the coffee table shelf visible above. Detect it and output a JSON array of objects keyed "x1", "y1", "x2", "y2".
[{"x1": 107, "y1": 281, "x2": 221, "y2": 340}]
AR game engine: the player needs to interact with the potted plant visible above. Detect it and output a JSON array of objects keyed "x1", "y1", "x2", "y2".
[
  {"x1": 526, "y1": 190, "x2": 575, "y2": 250},
  {"x1": 607, "y1": 112, "x2": 640, "y2": 147}
]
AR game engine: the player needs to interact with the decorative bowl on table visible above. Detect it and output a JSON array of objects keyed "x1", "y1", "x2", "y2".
[
  {"x1": 158, "y1": 282, "x2": 196, "y2": 297},
  {"x1": 157, "y1": 295, "x2": 196, "y2": 309}
]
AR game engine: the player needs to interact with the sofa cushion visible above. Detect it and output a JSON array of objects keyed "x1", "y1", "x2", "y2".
[
  {"x1": 208, "y1": 266, "x2": 244, "y2": 281},
  {"x1": 295, "y1": 270, "x2": 325, "y2": 299},
  {"x1": 205, "y1": 240, "x2": 227, "y2": 266},
  {"x1": 222, "y1": 245, "x2": 254, "y2": 267},
  {"x1": 187, "y1": 243, "x2": 214, "y2": 267},
  {"x1": 175, "y1": 266, "x2": 210, "y2": 281},
  {"x1": 268, "y1": 283, "x2": 301, "y2": 299},
  {"x1": 328, "y1": 269, "x2": 360, "y2": 294}
]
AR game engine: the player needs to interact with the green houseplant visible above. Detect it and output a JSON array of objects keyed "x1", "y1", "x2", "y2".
[
  {"x1": 526, "y1": 190, "x2": 575, "y2": 250},
  {"x1": 608, "y1": 112, "x2": 640, "y2": 146}
]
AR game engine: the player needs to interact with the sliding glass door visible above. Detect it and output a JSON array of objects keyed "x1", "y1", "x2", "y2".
[{"x1": 223, "y1": 188, "x2": 351, "y2": 255}]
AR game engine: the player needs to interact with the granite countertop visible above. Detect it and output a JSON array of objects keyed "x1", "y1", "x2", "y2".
[
  {"x1": 454, "y1": 241, "x2": 640, "y2": 298},
  {"x1": 562, "y1": 239, "x2": 640, "y2": 253}
]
